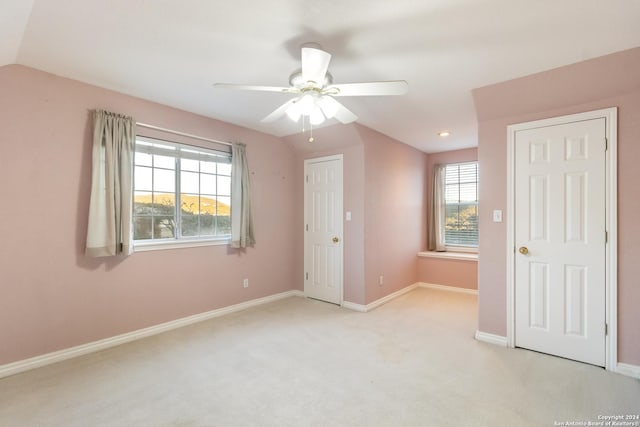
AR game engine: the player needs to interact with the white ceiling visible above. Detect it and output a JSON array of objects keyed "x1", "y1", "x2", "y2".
[{"x1": 2, "y1": 0, "x2": 640, "y2": 153}]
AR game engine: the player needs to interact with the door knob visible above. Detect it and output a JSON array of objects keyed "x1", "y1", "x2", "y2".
[
  {"x1": 518, "y1": 246, "x2": 529, "y2": 255},
  {"x1": 332, "y1": 237, "x2": 340, "y2": 243}
]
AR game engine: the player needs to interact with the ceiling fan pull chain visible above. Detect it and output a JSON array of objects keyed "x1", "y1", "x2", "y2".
[{"x1": 309, "y1": 122, "x2": 314, "y2": 143}]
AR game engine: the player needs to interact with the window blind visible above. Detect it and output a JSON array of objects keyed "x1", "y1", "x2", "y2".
[{"x1": 444, "y1": 162, "x2": 478, "y2": 247}]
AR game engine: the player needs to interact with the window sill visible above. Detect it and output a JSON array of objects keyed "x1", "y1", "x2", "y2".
[
  {"x1": 134, "y1": 238, "x2": 230, "y2": 252},
  {"x1": 417, "y1": 251, "x2": 478, "y2": 261}
]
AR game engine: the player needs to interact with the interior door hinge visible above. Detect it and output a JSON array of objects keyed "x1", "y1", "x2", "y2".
[
  {"x1": 305, "y1": 224, "x2": 308, "y2": 231},
  {"x1": 605, "y1": 323, "x2": 608, "y2": 336},
  {"x1": 306, "y1": 175, "x2": 309, "y2": 183},
  {"x1": 305, "y1": 272, "x2": 309, "y2": 280},
  {"x1": 605, "y1": 230, "x2": 608, "y2": 243},
  {"x1": 605, "y1": 137, "x2": 608, "y2": 151}
]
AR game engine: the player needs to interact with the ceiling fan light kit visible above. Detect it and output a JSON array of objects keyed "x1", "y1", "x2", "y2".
[
  {"x1": 285, "y1": 103, "x2": 302, "y2": 122},
  {"x1": 213, "y1": 45, "x2": 408, "y2": 142},
  {"x1": 318, "y1": 96, "x2": 339, "y2": 119}
]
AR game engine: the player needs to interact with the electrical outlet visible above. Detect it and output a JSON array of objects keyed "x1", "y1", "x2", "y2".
[
  {"x1": 379, "y1": 275, "x2": 384, "y2": 286},
  {"x1": 243, "y1": 278, "x2": 249, "y2": 288}
]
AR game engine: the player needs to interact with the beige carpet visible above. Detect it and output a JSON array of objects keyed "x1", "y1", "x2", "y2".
[{"x1": 0, "y1": 288, "x2": 638, "y2": 427}]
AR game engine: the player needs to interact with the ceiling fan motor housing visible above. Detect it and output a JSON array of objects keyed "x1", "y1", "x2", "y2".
[{"x1": 289, "y1": 70, "x2": 333, "y2": 89}]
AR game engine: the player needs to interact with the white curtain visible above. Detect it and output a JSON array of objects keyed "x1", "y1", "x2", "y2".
[
  {"x1": 230, "y1": 143, "x2": 255, "y2": 248},
  {"x1": 85, "y1": 110, "x2": 135, "y2": 257},
  {"x1": 428, "y1": 164, "x2": 447, "y2": 252}
]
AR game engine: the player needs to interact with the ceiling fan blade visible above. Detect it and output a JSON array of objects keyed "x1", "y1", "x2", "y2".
[
  {"x1": 332, "y1": 100, "x2": 358, "y2": 124},
  {"x1": 260, "y1": 98, "x2": 298, "y2": 123},
  {"x1": 213, "y1": 83, "x2": 295, "y2": 93},
  {"x1": 327, "y1": 80, "x2": 408, "y2": 97},
  {"x1": 301, "y1": 47, "x2": 331, "y2": 86}
]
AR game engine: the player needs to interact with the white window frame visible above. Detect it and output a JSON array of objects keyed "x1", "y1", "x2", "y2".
[
  {"x1": 132, "y1": 136, "x2": 232, "y2": 252},
  {"x1": 443, "y1": 161, "x2": 479, "y2": 252}
]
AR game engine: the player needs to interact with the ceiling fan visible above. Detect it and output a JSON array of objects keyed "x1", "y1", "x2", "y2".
[{"x1": 213, "y1": 45, "x2": 408, "y2": 135}]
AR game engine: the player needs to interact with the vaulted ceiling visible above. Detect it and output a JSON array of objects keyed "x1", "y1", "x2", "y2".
[{"x1": 2, "y1": 0, "x2": 640, "y2": 152}]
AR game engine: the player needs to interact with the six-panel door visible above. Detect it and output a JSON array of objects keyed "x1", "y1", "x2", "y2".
[{"x1": 514, "y1": 118, "x2": 606, "y2": 366}]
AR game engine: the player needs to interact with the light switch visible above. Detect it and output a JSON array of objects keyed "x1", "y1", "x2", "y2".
[
  {"x1": 346, "y1": 211, "x2": 352, "y2": 221},
  {"x1": 492, "y1": 210, "x2": 503, "y2": 223}
]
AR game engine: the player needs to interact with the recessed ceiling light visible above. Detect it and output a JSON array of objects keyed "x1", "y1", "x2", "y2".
[{"x1": 437, "y1": 131, "x2": 451, "y2": 137}]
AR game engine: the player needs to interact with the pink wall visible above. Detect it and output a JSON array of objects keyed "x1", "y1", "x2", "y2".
[
  {"x1": 417, "y1": 257, "x2": 477, "y2": 290},
  {"x1": 0, "y1": 65, "x2": 296, "y2": 365},
  {"x1": 419, "y1": 148, "x2": 478, "y2": 289},
  {"x1": 358, "y1": 125, "x2": 427, "y2": 304},
  {"x1": 473, "y1": 47, "x2": 640, "y2": 365}
]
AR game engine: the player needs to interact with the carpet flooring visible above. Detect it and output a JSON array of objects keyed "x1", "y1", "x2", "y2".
[{"x1": 0, "y1": 288, "x2": 638, "y2": 426}]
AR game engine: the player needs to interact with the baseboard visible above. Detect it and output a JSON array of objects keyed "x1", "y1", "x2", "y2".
[
  {"x1": 342, "y1": 283, "x2": 420, "y2": 313},
  {"x1": 475, "y1": 330, "x2": 508, "y2": 347},
  {"x1": 341, "y1": 282, "x2": 478, "y2": 313},
  {"x1": 616, "y1": 362, "x2": 640, "y2": 379},
  {"x1": 340, "y1": 301, "x2": 367, "y2": 312},
  {"x1": 418, "y1": 282, "x2": 478, "y2": 295},
  {"x1": 0, "y1": 289, "x2": 304, "y2": 379},
  {"x1": 472, "y1": 337, "x2": 638, "y2": 378}
]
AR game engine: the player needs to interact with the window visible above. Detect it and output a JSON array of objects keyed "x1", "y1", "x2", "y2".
[
  {"x1": 444, "y1": 162, "x2": 478, "y2": 248},
  {"x1": 133, "y1": 136, "x2": 232, "y2": 246}
]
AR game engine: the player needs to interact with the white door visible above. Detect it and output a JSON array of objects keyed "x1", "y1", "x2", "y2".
[
  {"x1": 304, "y1": 156, "x2": 343, "y2": 305},
  {"x1": 514, "y1": 118, "x2": 606, "y2": 366}
]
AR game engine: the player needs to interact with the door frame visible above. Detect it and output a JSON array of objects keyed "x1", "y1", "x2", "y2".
[
  {"x1": 303, "y1": 154, "x2": 344, "y2": 305},
  {"x1": 505, "y1": 107, "x2": 617, "y2": 371}
]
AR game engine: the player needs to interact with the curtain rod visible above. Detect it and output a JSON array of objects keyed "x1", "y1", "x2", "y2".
[{"x1": 136, "y1": 122, "x2": 233, "y2": 147}]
